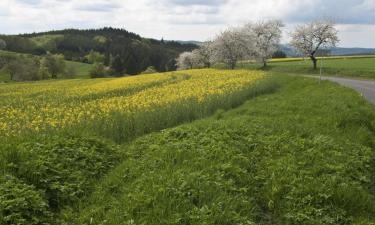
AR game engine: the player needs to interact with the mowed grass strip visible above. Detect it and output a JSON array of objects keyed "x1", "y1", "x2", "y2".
[{"x1": 71, "y1": 75, "x2": 375, "y2": 225}]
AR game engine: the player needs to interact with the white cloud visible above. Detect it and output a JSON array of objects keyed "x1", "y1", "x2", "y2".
[{"x1": 0, "y1": 0, "x2": 374, "y2": 47}]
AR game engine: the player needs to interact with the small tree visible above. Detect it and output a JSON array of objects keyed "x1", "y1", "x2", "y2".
[
  {"x1": 39, "y1": 57, "x2": 51, "y2": 79},
  {"x1": 90, "y1": 63, "x2": 107, "y2": 78},
  {"x1": 246, "y1": 20, "x2": 284, "y2": 67},
  {"x1": 291, "y1": 20, "x2": 339, "y2": 69},
  {"x1": 212, "y1": 27, "x2": 254, "y2": 69},
  {"x1": 6, "y1": 56, "x2": 40, "y2": 81},
  {"x1": 141, "y1": 66, "x2": 157, "y2": 74},
  {"x1": 196, "y1": 41, "x2": 214, "y2": 68},
  {"x1": 86, "y1": 50, "x2": 105, "y2": 64},
  {"x1": 0, "y1": 39, "x2": 6, "y2": 50},
  {"x1": 176, "y1": 52, "x2": 199, "y2": 70},
  {"x1": 43, "y1": 53, "x2": 66, "y2": 78}
]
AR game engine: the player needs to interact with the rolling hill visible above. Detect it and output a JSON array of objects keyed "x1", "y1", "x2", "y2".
[{"x1": 0, "y1": 28, "x2": 198, "y2": 75}]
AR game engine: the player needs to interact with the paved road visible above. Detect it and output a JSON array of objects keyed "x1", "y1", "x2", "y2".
[{"x1": 315, "y1": 76, "x2": 375, "y2": 105}]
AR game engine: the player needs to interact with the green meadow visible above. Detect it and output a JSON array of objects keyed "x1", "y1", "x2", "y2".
[{"x1": 236, "y1": 56, "x2": 375, "y2": 80}]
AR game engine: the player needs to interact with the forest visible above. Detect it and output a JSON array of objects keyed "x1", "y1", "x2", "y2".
[{"x1": 0, "y1": 27, "x2": 197, "y2": 77}]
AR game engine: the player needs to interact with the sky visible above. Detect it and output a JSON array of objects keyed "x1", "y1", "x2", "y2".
[{"x1": 0, "y1": 0, "x2": 375, "y2": 48}]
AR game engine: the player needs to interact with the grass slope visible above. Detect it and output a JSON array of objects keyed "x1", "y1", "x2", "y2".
[
  {"x1": 0, "y1": 50, "x2": 92, "y2": 81},
  {"x1": 236, "y1": 57, "x2": 375, "y2": 80},
  {"x1": 70, "y1": 75, "x2": 375, "y2": 225}
]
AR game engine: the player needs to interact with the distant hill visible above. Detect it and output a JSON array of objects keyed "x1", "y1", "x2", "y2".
[
  {"x1": 175, "y1": 40, "x2": 203, "y2": 45},
  {"x1": 0, "y1": 28, "x2": 198, "y2": 75},
  {"x1": 280, "y1": 44, "x2": 375, "y2": 57},
  {"x1": 0, "y1": 50, "x2": 93, "y2": 81},
  {"x1": 329, "y1": 47, "x2": 375, "y2": 56}
]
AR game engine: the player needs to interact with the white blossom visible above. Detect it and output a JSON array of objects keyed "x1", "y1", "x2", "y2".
[{"x1": 291, "y1": 19, "x2": 339, "y2": 69}]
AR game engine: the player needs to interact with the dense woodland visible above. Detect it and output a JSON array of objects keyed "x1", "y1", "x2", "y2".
[{"x1": 0, "y1": 28, "x2": 197, "y2": 76}]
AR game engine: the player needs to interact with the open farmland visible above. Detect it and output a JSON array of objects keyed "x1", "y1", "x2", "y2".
[
  {"x1": 2, "y1": 2, "x2": 375, "y2": 224},
  {"x1": 1, "y1": 69, "x2": 374, "y2": 225},
  {"x1": 236, "y1": 56, "x2": 375, "y2": 80},
  {"x1": 68, "y1": 75, "x2": 375, "y2": 225},
  {"x1": 0, "y1": 69, "x2": 268, "y2": 142},
  {"x1": 0, "y1": 69, "x2": 278, "y2": 225}
]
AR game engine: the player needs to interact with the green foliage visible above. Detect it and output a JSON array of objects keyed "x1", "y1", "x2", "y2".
[
  {"x1": 43, "y1": 53, "x2": 66, "y2": 79},
  {"x1": 0, "y1": 50, "x2": 93, "y2": 81},
  {"x1": 0, "y1": 136, "x2": 120, "y2": 221},
  {"x1": 89, "y1": 63, "x2": 107, "y2": 78},
  {"x1": 0, "y1": 39, "x2": 6, "y2": 50},
  {"x1": 93, "y1": 35, "x2": 107, "y2": 45},
  {"x1": 31, "y1": 35, "x2": 64, "y2": 53},
  {"x1": 85, "y1": 50, "x2": 105, "y2": 64},
  {"x1": 0, "y1": 51, "x2": 93, "y2": 81},
  {"x1": 71, "y1": 76, "x2": 375, "y2": 224},
  {"x1": 0, "y1": 176, "x2": 51, "y2": 225},
  {"x1": 4, "y1": 55, "x2": 41, "y2": 81},
  {"x1": 1, "y1": 28, "x2": 198, "y2": 74}
]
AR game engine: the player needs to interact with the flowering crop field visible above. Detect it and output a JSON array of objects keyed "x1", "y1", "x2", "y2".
[
  {"x1": 0, "y1": 69, "x2": 266, "y2": 142},
  {"x1": 0, "y1": 69, "x2": 279, "y2": 225}
]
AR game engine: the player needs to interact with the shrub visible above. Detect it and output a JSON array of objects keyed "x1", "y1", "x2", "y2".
[
  {"x1": 0, "y1": 176, "x2": 51, "y2": 225},
  {"x1": 1, "y1": 135, "x2": 120, "y2": 224},
  {"x1": 141, "y1": 66, "x2": 157, "y2": 74},
  {"x1": 0, "y1": 39, "x2": 6, "y2": 50},
  {"x1": 15, "y1": 136, "x2": 120, "y2": 210},
  {"x1": 90, "y1": 63, "x2": 107, "y2": 78}
]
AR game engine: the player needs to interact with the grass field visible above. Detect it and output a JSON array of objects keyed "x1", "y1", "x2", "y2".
[
  {"x1": 65, "y1": 60, "x2": 92, "y2": 78},
  {"x1": 1, "y1": 67, "x2": 375, "y2": 224},
  {"x1": 69, "y1": 75, "x2": 375, "y2": 225},
  {"x1": 235, "y1": 56, "x2": 375, "y2": 80},
  {"x1": 0, "y1": 50, "x2": 92, "y2": 81}
]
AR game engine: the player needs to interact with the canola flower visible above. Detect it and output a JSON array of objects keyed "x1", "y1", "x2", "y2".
[{"x1": 0, "y1": 69, "x2": 265, "y2": 137}]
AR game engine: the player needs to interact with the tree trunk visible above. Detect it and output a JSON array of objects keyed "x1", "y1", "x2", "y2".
[
  {"x1": 230, "y1": 61, "x2": 236, "y2": 70},
  {"x1": 310, "y1": 55, "x2": 317, "y2": 70}
]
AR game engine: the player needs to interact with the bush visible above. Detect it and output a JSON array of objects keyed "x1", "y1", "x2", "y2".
[
  {"x1": 0, "y1": 176, "x2": 51, "y2": 225},
  {"x1": 0, "y1": 136, "x2": 120, "y2": 223},
  {"x1": 0, "y1": 39, "x2": 6, "y2": 50},
  {"x1": 5, "y1": 56, "x2": 41, "y2": 81},
  {"x1": 90, "y1": 63, "x2": 107, "y2": 78},
  {"x1": 141, "y1": 66, "x2": 157, "y2": 74}
]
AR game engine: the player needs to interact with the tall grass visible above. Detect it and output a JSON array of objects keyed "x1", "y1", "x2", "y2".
[
  {"x1": 0, "y1": 69, "x2": 277, "y2": 224},
  {"x1": 71, "y1": 75, "x2": 375, "y2": 225}
]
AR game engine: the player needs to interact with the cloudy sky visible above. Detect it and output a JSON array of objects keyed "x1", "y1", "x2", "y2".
[{"x1": 1, "y1": 0, "x2": 375, "y2": 47}]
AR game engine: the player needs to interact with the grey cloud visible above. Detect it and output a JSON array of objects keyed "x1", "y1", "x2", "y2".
[
  {"x1": 168, "y1": 0, "x2": 228, "y2": 6},
  {"x1": 286, "y1": 0, "x2": 375, "y2": 24},
  {"x1": 74, "y1": 2, "x2": 120, "y2": 12},
  {"x1": 16, "y1": 0, "x2": 42, "y2": 5}
]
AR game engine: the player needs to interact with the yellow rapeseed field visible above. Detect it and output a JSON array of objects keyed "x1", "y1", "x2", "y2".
[{"x1": 0, "y1": 69, "x2": 265, "y2": 138}]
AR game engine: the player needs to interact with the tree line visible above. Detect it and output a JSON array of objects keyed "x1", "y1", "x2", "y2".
[
  {"x1": 0, "y1": 52, "x2": 73, "y2": 81},
  {"x1": 176, "y1": 19, "x2": 339, "y2": 70},
  {"x1": 0, "y1": 27, "x2": 197, "y2": 76}
]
